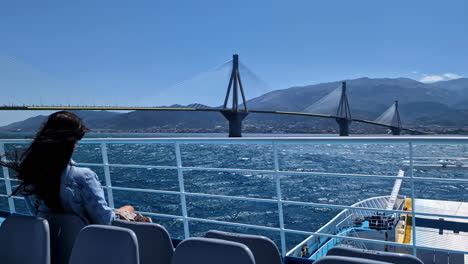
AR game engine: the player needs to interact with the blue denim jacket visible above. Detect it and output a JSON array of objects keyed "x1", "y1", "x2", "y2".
[{"x1": 25, "y1": 161, "x2": 115, "y2": 225}]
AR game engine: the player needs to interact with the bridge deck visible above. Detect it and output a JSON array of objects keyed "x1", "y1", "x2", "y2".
[{"x1": 0, "y1": 105, "x2": 425, "y2": 134}]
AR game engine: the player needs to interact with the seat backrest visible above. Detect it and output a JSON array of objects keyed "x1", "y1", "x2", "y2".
[
  {"x1": 314, "y1": 256, "x2": 392, "y2": 264},
  {"x1": 69, "y1": 225, "x2": 139, "y2": 264},
  {"x1": 38, "y1": 212, "x2": 85, "y2": 264},
  {"x1": 113, "y1": 219, "x2": 174, "y2": 264},
  {"x1": 327, "y1": 246, "x2": 424, "y2": 264},
  {"x1": 206, "y1": 230, "x2": 282, "y2": 264},
  {"x1": 171, "y1": 237, "x2": 255, "y2": 264},
  {"x1": 0, "y1": 214, "x2": 50, "y2": 264}
]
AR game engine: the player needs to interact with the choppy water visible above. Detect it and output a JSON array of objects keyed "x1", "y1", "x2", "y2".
[{"x1": 1, "y1": 132, "x2": 467, "y2": 251}]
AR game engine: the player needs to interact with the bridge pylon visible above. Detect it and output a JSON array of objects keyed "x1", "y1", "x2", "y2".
[
  {"x1": 390, "y1": 100, "x2": 402, "y2": 135},
  {"x1": 221, "y1": 54, "x2": 249, "y2": 137},
  {"x1": 335, "y1": 81, "x2": 352, "y2": 136}
]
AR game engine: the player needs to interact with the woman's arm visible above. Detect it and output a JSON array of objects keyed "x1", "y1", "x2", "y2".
[{"x1": 80, "y1": 170, "x2": 115, "y2": 225}]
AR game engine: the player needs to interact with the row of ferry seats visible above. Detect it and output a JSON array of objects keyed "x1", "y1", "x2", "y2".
[
  {"x1": 39, "y1": 212, "x2": 174, "y2": 264},
  {"x1": 0, "y1": 214, "x2": 427, "y2": 264},
  {"x1": 113, "y1": 220, "x2": 261, "y2": 264},
  {"x1": 80, "y1": 222, "x2": 258, "y2": 264},
  {"x1": 0, "y1": 215, "x2": 50, "y2": 264},
  {"x1": 39, "y1": 212, "x2": 257, "y2": 264}
]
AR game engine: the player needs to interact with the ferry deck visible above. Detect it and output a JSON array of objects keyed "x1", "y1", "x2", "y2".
[{"x1": 1, "y1": 136, "x2": 468, "y2": 263}]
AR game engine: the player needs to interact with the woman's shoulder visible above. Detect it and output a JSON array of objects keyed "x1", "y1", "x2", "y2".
[{"x1": 64, "y1": 164, "x2": 99, "y2": 184}]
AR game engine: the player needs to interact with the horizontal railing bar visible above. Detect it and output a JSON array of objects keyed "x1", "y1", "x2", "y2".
[
  {"x1": 5, "y1": 181, "x2": 467, "y2": 222},
  {"x1": 6, "y1": 183, "x2": 467, "y2": 221},
  {"x1": 0, "y1": 194, "x2": 24, "y2": 200},
  {"x1": 103, "y1": 186, "x2": 181, "y2": 196},
  {"x1": 184, "y1": 191, "x2": 277, "y2": 203},
  {"x1": 4, "y1": 161, "x2": 465, "y2": 187},
  {"x1": 412, "y1": 176, "x2": 468, "y2": 184},
  {"x1": 79, "y1": 163, "x2": 178, "y2": 170},
  {"x1": 103, "y1": 186, "x2": 278, "y2": 203},
  {"x1": 288, "y1": 198, "x2": 468, "y2": 221},
  {"x1": 281, "y1": 170, "x2": 398, "y2": 180},
  {"x1": 183, "y1": 193, "x2": 414, "y2": 216},
  {"x1": 286, "y1": 172, "x2": 468, "y2": 184},
  {"x1": 133, "y1": 210, "x2": 182, "y2": 220},
  {"x1": 412, "y1": 156, "x2": 468, "y2": 160},
  {"x1": 2, "y1": 136, "x2": 468, "y2": 145},
  {"x1": 75, "y1": 163, "x2": 468, "y2": 184},
  {"x1": 102, "y1": 186, "x2": 468, "y2": 221},
  {"x1": 281, "y1": 200, "x2": 407, "y2": 215},
  {"x1": 3, "y1": 179, "x2": 468, "y2": 221},
  {"x1": 187, "y1": 192, "x2": 395, "y2": 213},
  {"x1": 0, "y1": 177, "x2": 20, "y2": 182},
  {"x1": 285, "y1": 229, "x2": 411, "y2": 248},
  {"x1": 187, "y1": 216, "x2": 281, "y2": 232},
  {"x1": 76, "y1": 162, "x2": 401, "y2": 180},
  {"x1": 405, "y1": 164, "x2": 468, "y2": 170}
]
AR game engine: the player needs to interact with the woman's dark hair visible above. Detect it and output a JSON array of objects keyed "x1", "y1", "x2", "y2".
[{"x1": 2, "y1": 111, "x2": 88, "y2": 211}]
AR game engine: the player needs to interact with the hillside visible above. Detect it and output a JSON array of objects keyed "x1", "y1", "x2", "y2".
[{"x1": 1, "y1": 77, "x2": 467, "y2": 133}]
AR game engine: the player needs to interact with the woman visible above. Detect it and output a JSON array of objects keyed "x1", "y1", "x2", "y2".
[{"x1": 1, "y1": 111, "x2": 135, "y2": 225}]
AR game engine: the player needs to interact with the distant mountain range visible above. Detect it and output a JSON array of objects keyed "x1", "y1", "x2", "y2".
[{"x1": 2, "y1": 77, "x2": 468, "y2": 133}]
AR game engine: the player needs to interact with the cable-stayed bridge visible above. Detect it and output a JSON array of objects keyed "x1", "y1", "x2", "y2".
[{"x1": 0, "y1": 54, "x2": 425, "y2": 137}]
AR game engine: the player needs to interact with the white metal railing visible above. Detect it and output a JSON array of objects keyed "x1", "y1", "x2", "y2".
[{"x1": 1, "y1": 136, "x2": 468, "y2": 258}]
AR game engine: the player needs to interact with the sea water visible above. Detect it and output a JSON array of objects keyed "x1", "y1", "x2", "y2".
[{"x1": 1, "y1": 132, "x2": 467, "y2": 251}]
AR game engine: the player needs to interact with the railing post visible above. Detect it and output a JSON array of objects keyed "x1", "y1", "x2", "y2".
[
  {"x1": 273, "y1": 141, "x2": 287, "y2": 256},
  {"x1": 175, "y1": 142, "x2": 190, "y2": 239},
  {"x1": 100, "y1": 143, "x2": 115, "y2": 209},
  {"x1": 409, "y1": 142, "x2": 417, "y2": 256},
  {"x1": 0, "y1": 143, "x2": 15, "y2": 214}
]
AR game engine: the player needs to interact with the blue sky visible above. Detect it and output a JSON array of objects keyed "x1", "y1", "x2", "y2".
[{"x1": 0, "y1": 0, "x2": 467, "y2": 125}]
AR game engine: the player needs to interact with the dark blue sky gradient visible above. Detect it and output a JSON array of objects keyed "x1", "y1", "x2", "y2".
[{"x1": 0, "y1": 0, "x2": 467, "y2": 124}]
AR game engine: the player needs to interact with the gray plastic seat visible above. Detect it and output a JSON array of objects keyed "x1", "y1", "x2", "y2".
[
  {"x1": 69, "y1": 225, "x2": 139, "y2": 264},
  {"x1": 314, "y1": 256, "x2": 392, "y2": 264},
  {"x1": 113, "y1": 219, "x2": 174, "y2": 264},
  {"x1": 171, "y1": 237, "x2": 255, "y2": 264},
  {"x1": 38, "y1": 212, "x2": 85, "y2": 264},
  {"x1": 206, "y1": 230, "x2": 282, "y2": 264},
  {"x1": 0, "y1": 214, "x2": 51, "y2": 264},
  {"x1": 327, "y1": 246, "x2": 424, "y2": 264}
]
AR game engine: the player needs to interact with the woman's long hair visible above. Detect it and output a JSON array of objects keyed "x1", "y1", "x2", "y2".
[{"x1": 1, "y1": 111, "x2": 88, "y2": 211}]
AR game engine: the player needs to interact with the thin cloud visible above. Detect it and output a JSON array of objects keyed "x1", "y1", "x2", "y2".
[
  {"x1": 420, "y1": 75, "x2": 444, "y2": 83},
  {"x1": 418, "y1": 72, "x2": 463, "y2": 83},
  {"x1": 443, "y1": 73, "x2": 462, "y2": 80}
]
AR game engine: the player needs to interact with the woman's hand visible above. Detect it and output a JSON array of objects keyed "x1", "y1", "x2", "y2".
[{"x1": 118, "y1": 205, "x2": 135, "y2": 213}]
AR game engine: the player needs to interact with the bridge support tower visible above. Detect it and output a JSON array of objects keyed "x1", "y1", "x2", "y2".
[
  {"x1": 391, "y1": 100, "x2": 402, "y2": 135},
  {"x1": 221, "y1": 54, "x2": 249, "y2": 137},
  {"x1": 391, "y1": 127, "x2": 401, "y2": 135},
  {"x1": 336, "y1": 118, "x2": 351, "y2": 136},
  {"x1": 335, "y1": 82, "x2": 352, "y2": 136},
  {"x1": 221, "y1": 111, "x2": 249, "y2": 138}
]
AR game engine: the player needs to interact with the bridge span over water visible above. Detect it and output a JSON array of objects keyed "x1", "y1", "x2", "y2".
[
  {"x1": 0, "y1": 54, "x2": 425, "y2": 137},
  {"x1": 0, "y1": 104, "x2": 423, "y2": 136}
]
